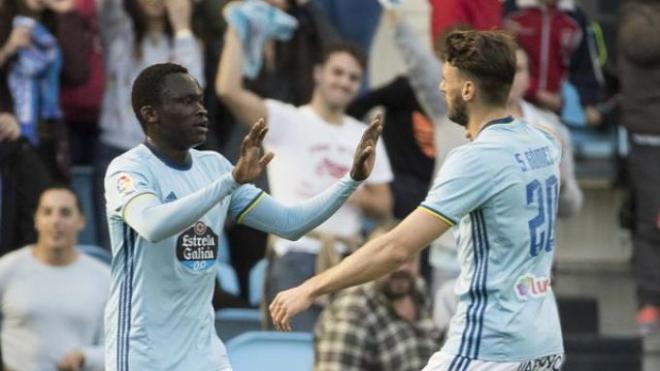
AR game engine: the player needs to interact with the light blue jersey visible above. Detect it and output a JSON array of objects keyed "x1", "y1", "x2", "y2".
[
  {"x1": 420, "y1": 117, "x2": 564, "y2": 362},
  {"x1": 104, "y1": 144, "x2": 260, "y2": 371}
]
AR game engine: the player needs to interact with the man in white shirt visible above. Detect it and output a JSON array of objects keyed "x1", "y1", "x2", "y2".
[
  {"x1": 217, "y1": 26, "x2": 393, "y2": 330},
  {"x1": 0, "y1": 186, "x2": 109, "y2": 371}
]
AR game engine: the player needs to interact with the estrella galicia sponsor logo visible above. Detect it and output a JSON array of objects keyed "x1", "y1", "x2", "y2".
[
  {"x1": 514, "y1": 273, "x2": 551, "y2": 301},
  {"x1": 176, "y1": 221, "x2": 218, "y2": 272},
  {"x1": 517, "y1": 354, "x2": 563, "y2": 371}
]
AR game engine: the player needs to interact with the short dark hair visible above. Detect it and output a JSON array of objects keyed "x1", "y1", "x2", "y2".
[
  {"x1": 439, "y1": 30, "x2": 517, "y2": 105},
  {"x1": 320, "y1": 42, "x2": 367, "y2": 72},
  {"x1": 38, "y1": 185, "x2": 84, "y2": 215},
  {"x1": 131, "y1": 63, "x2": 189, "y2": 132}
]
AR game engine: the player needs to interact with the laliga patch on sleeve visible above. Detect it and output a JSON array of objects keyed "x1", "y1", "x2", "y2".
[{"x1": 116, "y1": 173, "x2": 136, "y2": 196}]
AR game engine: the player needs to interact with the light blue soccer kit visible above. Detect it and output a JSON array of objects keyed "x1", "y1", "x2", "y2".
[
  {"x1": 419, "y1": 117, "x2": 564, "y2": 370},
  {"x1": 104, "y1": 143, "x2": 360, "y2": 371}
]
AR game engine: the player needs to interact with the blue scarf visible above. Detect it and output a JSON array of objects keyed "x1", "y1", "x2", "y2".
[
  {"x1": 8, "y1": 16, "x2": 63, "y2": 145},
  {"x1": 224, "y1": 0, "x2": 298, "y2": 79}
]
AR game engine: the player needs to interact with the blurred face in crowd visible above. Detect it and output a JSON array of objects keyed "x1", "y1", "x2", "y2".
[
  {"x1": 34, "y1": 189, "x2": 85, "y2": 252},
  {"x1": 440, "y1": 63, "x2": 470, "y2": 127},
  {"x1": 314, "y1": 51, "x2": 363, "y2": 111},
  {"x1": 509, "y1": 48, "x2": 530, "y2": 104},
  {"x1": 149, "y1": 73, "x2": 208, "y2": 150},
  {"x1": 138, "y1": 0, "x2": 165, "y2": 18},
  {"x1": 376, "y1": 256, "x2": 419, "y2": 300}
]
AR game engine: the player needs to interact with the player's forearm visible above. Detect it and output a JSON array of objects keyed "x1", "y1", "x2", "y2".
[
  {"x1": 241, "y1": 174, "x2": 361, "y2": 240},
  {"x1": 125, "y1": 173, "x2": 239, "y2": 242},
  {"x1": 304, "y1": 232, "x2": 409, "y2": 298}
]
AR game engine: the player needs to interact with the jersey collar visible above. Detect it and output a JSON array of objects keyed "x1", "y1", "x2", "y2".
[{"x1": 143, "y1": 142, "x2": 193, "y2": 170}]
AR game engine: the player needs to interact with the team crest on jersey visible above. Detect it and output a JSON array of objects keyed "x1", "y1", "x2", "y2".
[
  {"x1": 116, "y1": 173, "x2": 135, "y2": 195},
  {"x1": 176, "y1": 221, "x2": 218, "y2": 272}
]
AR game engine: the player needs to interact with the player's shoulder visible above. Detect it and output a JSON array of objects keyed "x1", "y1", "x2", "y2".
[
  {"x1": 106, "y1": 145, "x2": 152, "y2": 176},
  {"x1": 190, "y1": 148, "x2": 233, "y2": 171}
]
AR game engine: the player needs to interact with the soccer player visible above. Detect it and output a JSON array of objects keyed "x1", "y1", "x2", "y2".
[
  {"x1": 103, "y1": 63, "x2": 382, "y2": 371},
  {"x1": 270, "y1": 30, "x2": 565, "y2": 371}
]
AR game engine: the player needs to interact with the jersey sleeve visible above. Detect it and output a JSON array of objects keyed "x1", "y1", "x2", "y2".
[
  {"x1": 419, "y1": 146, "x2": 498, "y2": 226},
  {"x1": 228, "y1": 183, "x2": 265, "y2": 223},
  {"x1": 104, "y1": 157, "x2": 159, "y2": 220},
  {"x1": 264, "y1": 99, "x2": 301, "y2": 145}
]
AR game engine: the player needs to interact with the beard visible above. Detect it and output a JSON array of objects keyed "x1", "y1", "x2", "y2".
[
  {"x1": 379, "y1": 270, "x2": 415, "y2": 300},
  {"x1": 447, "y1": 93, "x2": 469, "y2": 127}
]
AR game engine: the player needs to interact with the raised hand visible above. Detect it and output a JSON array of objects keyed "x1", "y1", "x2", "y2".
[
  {"x1": 232, "y1": 118, "x2": 274, "y2": 184},
  {"x1": 269, "y1": 284, "x2": 315, "y2": 332},
  {"x1": 164, "y1": 0, "x2": 192, "y2": 33},
  {"x1": 350, "y1": 114, "x2": 383, "y2": 181}
]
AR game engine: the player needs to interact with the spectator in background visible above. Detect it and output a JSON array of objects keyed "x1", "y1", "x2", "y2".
[
  {"x1": 0, "y1": 186, "x2": 109, "y2": 371},
  {"x1": 60, "y1": 0, "x2": 105, "y2": 166},
  {"x1": 429, "y1": 0, "x2": 502, "y2": 44},
  {"x1": 618, "y1": 0, "x2": 660, "y2": 335},
  {"x1": 217, "y1": 20, "x2": 393, "y2": 330},
  {"x1": 0, "y1": 112, "x2": 51, "y2": 256},
  {"x1": 0, "y1": 0, "x2": 89, "y2": 180},
  {"x1": 504, "y1": 0, "x2": 605, "y2": 125},
  {"x1": 314, "y1": 233, "x2": 442, "y2": 371},
  {"x1": 508, "y1": 47, "x2": 583, "y2": 217},
  {"x1": 94, "y1": 0, "x2": 203, "y2": 249}
]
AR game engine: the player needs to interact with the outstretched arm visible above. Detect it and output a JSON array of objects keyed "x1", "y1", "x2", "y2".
[
  {"x1": 237, "y1": 116, "x2": 384, "y2": 238},
  {"x1": 117, "y1": 120, "x2": 273, "y2": 242},
  {"x1": 269, "y1": 208, "x2": 450, "y2": 331},
  {"x1": 239, "y1": 174, "x2": 360, "y2": 240},
  {"x1": 215, "y1": 26, "x2": 267, "y2": 127}
]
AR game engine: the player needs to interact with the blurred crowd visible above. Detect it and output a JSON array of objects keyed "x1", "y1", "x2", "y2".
[{"x1": 0, "y1": 0, "x2": 658, "y2": 370}]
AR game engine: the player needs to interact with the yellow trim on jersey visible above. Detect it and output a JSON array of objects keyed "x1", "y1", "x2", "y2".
[
  {"x1": 417, "y1": 206, "x2": 456, "y2": 227},
  {"x1": 237, "y1": 192, "x2": 266, "y2": 224},
  {"x1": 121, "y1": 192, "x2": 158, "y2": 220}
]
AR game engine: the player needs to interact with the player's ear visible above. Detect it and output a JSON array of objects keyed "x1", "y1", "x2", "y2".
[
  {"x1": 140, "y1": 105, "x2": 159, "y2": 124},
  {"x1": 462, "y1": 80, "x2": 476, "y2": 102}
]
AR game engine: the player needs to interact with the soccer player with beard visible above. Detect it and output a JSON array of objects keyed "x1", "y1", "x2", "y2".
[{"x1": 270, "y1": 30, "x2": 565, "y2": 371}]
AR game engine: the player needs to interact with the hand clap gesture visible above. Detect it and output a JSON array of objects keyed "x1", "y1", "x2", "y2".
[{"x1": 232, "y1": 118, "x2": 274, "y2": 184}]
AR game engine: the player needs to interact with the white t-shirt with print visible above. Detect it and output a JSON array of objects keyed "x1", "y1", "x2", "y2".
[{"x1": 265, "y1": 100, "x2": 393, "y2": 253}]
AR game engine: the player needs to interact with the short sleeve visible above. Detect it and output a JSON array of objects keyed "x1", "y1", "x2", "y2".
[
  {"x1": 228, "y1": 183, "x2": 265, "y2": 223},
  {"x1": 366, "y1": 139, "x2": 394, "y2": 185},
  {"x1": 420, "y1": 146, "x2": 497, "y2": 226},
  {"x1": 265, "y1": 99, "x2": 301, "y2": 145},
  {"x1": 104, "y1": 158, "x2": 159, "y2": 220}
]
